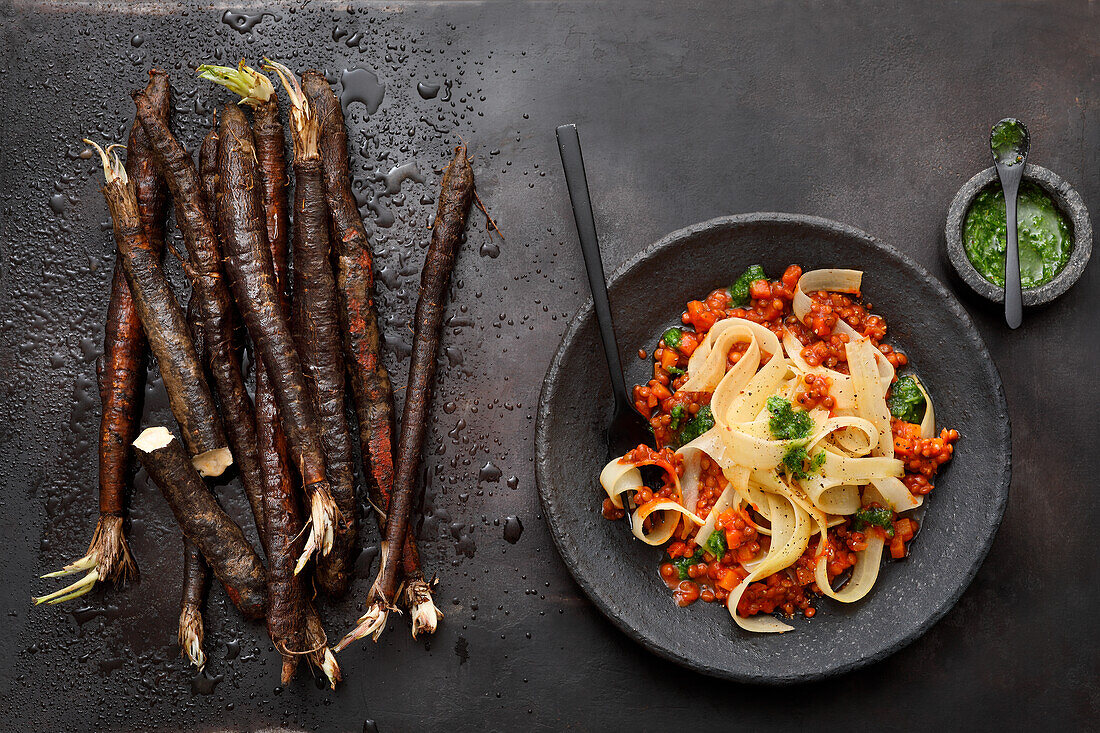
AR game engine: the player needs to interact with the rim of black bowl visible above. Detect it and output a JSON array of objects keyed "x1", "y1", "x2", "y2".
[
  {"x1": 945, "y1": 164, "x2": 1093, "y2": 307},
  {"x1": 536, "y1": 212, "x2": 1011, "y2": 684}
]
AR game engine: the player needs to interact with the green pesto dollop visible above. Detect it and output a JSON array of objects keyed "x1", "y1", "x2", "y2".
[
  {"x1": 704, "y1": 529, "x2": 727, "y2": 560},
  {"x1": 990, "y1": 119, "x2": 1027, "y2": 167},
  {"x1": 963, "y1": 182, "x2": 1071, "y2": 288},
  {"x1": 854, "y1": 506, "x2": 895, "y2": 537},
  {"x1": 729, "y1": 264, "x2": 766, "y2": 307},
  {"x1": 676, "y1": 405, "x2": 714, "y2": 446},
  {"x1": 766, "y1": 396, "x2": 812, "y2": 441},
  {"x1": 886, "y1": 376, "x2": 926, "y2": 424}
]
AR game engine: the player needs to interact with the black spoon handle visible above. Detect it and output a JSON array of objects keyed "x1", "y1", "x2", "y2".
[
  {"x1": 1004, "y1": 187, "x2": 1023, "y2": 328},
  {"x1": 556, "y1": 124, "x2": 631, "y2": 411}
]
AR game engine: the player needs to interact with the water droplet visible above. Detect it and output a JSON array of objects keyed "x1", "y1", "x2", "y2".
[
  {"x1": 366, "y1": 193, "x2": 395, "y2": 228},
  {"x1": 97, "y1": 657, "x2": 126, "y2": 676},
  {"x1": 503, "y1": 515, "x2": 524, "y2": 544},
  {"x1": 72, "y1": 605, "x2": 105, "y2": 626},
  {"x1": 479, "y1": 240, "x2": 501, "y2": 258},
  {"x1": 130, "y1": 34, "x2": 144, "y2": 48},
  {"x1": 191, "y1": 670, "x2": 224, "y2": 694},
  {"x1": 377, "y1": 265, "x2": 400, "y2": 290},
  {"x1": 417, "y1": 81, "x2": 440, "y2": 99},
  {"x1": 221, "y1": 9, "x2": 271, "y2": 34},
  {"x1": 447, "y1": 419, "x2": 466, "y2": 442},
  {"x1": 379, "y1": 161, "x2": 424, "y2": 195},
  {"x1": 478, "y1": 461, "x2": 502, "y2": 483},
  {"x1": 341, "y1": 68, "x2": 386, "y2": 115}
]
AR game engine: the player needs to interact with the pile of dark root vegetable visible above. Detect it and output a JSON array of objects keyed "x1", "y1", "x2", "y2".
[{"x1": 33, "y1": 62, "x2": 480, "y2": 688}]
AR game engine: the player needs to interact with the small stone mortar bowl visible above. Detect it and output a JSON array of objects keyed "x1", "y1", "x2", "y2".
[{"x1": 945, "y1": 164, "x2": 1092, "y2": 307}]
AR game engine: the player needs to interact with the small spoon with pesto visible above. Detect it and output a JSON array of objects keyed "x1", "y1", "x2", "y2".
[{"x1": 990, "y1": 118, "x2": 1030, "y2": 329}]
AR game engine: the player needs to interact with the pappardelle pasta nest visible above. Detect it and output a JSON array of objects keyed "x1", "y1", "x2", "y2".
[{"x1": 600, "y1": 267, "x2": 958, "y2": 633}]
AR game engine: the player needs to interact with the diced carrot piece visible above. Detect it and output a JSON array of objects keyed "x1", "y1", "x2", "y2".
[
  {"x1": 660, "y1": 348, "x2": 679, "y2": 370},
  {"x1": 893, "y1": 420, "x2": 922, "y2": 438},
  {"x1": 749, "y1": 280, "x2": 771, "y2": 299},
  {"x1": 894, "y1": 518, "x2": 913, "y2": 539},
  {"x1": 678, "y1": 332, "x2": 699, "y2": 356},
  {"x1": 893, "y1": 435, "x2": 916, "y2": 456},
  {"x1": 782, "y1": 265, "x2": 802, "y2": 288},
  {"x1": 685, "y1": 300, "x2": 718, "y2": 333},
  {"x1": 717, "y1": 569, "x2": 740, "y2": 591}
]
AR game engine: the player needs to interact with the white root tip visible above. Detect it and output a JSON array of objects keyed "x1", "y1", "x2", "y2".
[
  {"x1": 311, "y1": 490, "x2": 338, "y2": 556},
  {"x1": 333, "y1": 602, "x2": 388, "y2": 652},
  {"x1": 178, "y1": 605, "x2": 206, "y2": 671},
  {"x1": 411, "y1": 599, "x2": 443, "y2": 639},
  {"x1": 41, "y1": 552, "x2": 98, "y2": 578},
  {"x1": 83, "y1": 138, "x2": 129, "y2": 185},
  {"x1": 34, "y1": 515, "x2": 137, "y2": 605},
  {"x1": 32, "y1": 568, "x2": 99, "y2": 605},
  {"x1": 262, "y1": 59, "x2": 305, "y2": 110},
  {"x1": 319, "y1": 648, "x2": 341, "y2": 689},
  {"x1": 293, "y1": 526, "x2": 316, "y2": 575},
  {"x1": 292, "y1": 492, "x2": 336, "y2": 575},
  {"x1": 405, "y1": 579, "x2": 443, "y2": 639},
  {"x1": 191, "y1": 446, "x2": 234, "y2": 478}
]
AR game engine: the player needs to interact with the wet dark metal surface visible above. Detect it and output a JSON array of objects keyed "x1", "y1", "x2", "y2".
[{"x1": 0, "y1": 1, "x2": 1096, "y2": 730}]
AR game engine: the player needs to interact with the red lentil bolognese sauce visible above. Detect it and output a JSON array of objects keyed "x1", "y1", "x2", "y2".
[{"x1": 599, "y1": 265, "x2": 958, "y2": 633}]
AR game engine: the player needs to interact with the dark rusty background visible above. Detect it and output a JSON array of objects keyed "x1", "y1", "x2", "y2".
[{"x1": 0, "y1": 1, "x2": 1096, "y2": 731}]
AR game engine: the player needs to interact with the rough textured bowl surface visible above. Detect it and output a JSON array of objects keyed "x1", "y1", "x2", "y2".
[
  {"x1": 536, "y1": 213, "x2": 1011, "y2": 684},
  {"x1": 945, "y1": 164, "x2": 1093, "y2": 306}
]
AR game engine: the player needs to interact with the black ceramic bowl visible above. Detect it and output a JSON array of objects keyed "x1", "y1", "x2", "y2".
[
  {"x1": 536, "y1": 213, "x2": 1011, "y2": 683},
  {"x1": 945, "y1": 164, "x2": 1092, "y2": 306}
]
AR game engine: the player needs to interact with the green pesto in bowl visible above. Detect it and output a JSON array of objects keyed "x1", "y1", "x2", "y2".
[{"x1": 962, "y1": 181, "x2": 1072, "y2": 288}]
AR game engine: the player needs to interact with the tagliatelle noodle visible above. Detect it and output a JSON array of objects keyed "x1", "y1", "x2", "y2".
[
  {"x1": 845, "y1": 337, "x2": 922, "y2": 511},
  {"x1": 846, "y1": 338, "x2": 894, "y2": 458},
  {"x1": 792, "y1": 268, "x2": 894, "y2": 384},
  {"x1": 631, "y1": 498, "x2": 704, "y2": 546},
  {"x1": 690, "y1": 465, "x2": 750, "y2": 546},
  {"x1": 753, "y1": 468, "x2": 831, "y2": 558},
  {"x1": 599, "y1": 456, "x2": 705, "y2": 546},
  {"x1": 913, "y1": 375, "x2": 936, "y2": 440},
  {"x1": 726, "y1": 493, "x2": 810, "y2": 633},
  {"x1": 782, "y1": 328, "x2": 856, "y2": 411},
  {"x1": 813, "y1": 483, "x2": 889, "y2": 602},
  {"x1": 678, "y1": 448, "x2": 705, "y2": 518},
  {"x1": 599, "y1": 458, "x2": 640, "y2": 511}
]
